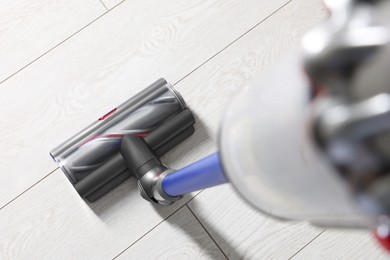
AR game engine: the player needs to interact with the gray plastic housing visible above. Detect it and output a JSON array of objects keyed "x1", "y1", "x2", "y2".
[{"x1": 50, "y1": 79, "x2": 188, "y2": 201}]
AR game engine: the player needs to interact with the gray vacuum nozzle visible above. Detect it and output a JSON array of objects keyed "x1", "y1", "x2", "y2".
[{"x1": 50, "y1": 79, "x2": 195, "y2": 202}]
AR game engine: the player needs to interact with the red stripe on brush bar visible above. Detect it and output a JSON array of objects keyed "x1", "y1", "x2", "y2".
[{"x1": 99, "y1": 108, "x2": 117, "y2": 121}]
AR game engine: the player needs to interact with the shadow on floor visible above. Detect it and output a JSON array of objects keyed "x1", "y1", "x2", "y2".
[
  {"x1": 153, "y1": 200, "x2": 245, "y2": 260},
  {"x1": 185, "y1": 199, "x2": 245, "y2": 260}
]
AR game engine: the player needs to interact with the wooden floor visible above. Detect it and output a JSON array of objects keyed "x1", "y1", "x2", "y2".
[{"x1": 0, "y1": 0, "x2": 388, "y2": 259}]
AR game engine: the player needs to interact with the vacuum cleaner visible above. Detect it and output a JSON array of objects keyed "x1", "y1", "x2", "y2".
[{"x1": 51, "y1": 0, "x2": 390, "y2": 251}]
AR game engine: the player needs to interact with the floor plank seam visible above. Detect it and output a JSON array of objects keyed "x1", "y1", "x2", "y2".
[
  {"x1": 0, "y1": 167, "x2": 58, "y2": 211},
  {"x1": 111, "y1": 192, "x2": 203, "y2": 259},
  {"x1": 0, "y1": 0, "x2": 141, "y2": 87},
  {"x1": 186, "y1": 205, "x2": 229, "y2": 260},
  {"x1": 98, "y1": 0, "x2": 109, "y2": 11},
  {"x1": 173, "y1": 0, "x2": 293, "y2": 87},
  {"x1": 0, "y1": 11, "x2": 104, "y2": 86},
  {"x1": 288, "y1": 229, "x2": 326, "y2": 259},
  {"x1": 110, "y1": 0, "x2": 127, "y2": 10}
]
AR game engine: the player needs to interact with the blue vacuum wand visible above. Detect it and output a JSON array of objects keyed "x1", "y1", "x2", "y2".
[{"x1": 162, "y1": 153, "x2": 227, "y2": 197}]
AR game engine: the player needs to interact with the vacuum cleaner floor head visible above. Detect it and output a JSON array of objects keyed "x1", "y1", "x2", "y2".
[{"x1": 50, "y1": 79, "x2": 195, "y2": 202}]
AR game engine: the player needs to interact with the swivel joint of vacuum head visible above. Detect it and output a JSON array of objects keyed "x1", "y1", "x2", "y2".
[{"x1": 120, "y1": 134, "x2": 182, "y2": 205}]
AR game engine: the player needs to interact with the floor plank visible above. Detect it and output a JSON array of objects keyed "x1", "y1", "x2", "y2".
[
  {"x1": 0, "y1": 0, "x2": 288, "y2": 210},
  {"x1": 0, "y1": 0, "x2": 106, "y2": 83},
  {"x1": 0, "y1": 169, "x2": 196, "y2": 259},
  {"x1": 189, "y1": 186, "x2": 324, "y2": 259},
  {"x1": 116, "y1": 206, "x2": 226, "y2": 260},
  {"x1": 291, "y1": 229, "x2": 389, "y2": 259}
]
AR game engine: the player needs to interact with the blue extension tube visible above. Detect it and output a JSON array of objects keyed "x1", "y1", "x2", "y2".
[{"x1": 162, "y1": 153, "x2": 228, "y2": 197}]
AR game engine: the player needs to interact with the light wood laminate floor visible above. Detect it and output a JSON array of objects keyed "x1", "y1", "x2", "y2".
[{"x1": 0, "y1": 0, "x2": 388, "y2": 259}]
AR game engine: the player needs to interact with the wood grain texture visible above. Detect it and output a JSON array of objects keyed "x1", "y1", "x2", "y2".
[
  {"x1": 189, "y1": 185, "x2": 324, "y2": 260},
  {"x1": 0, "y1": 0, "x2": 106, "y2": 83},
  {"x1": 0, "y1": 169, "x2": 197, "y2": 259},
  {"x1": 116, "y1": 206, "x2": 226, "y2": 260},
  {"x1": 0, "y1": 0, "x2": 288, "y2": 209},
  {"x1": 206, "y1": 190, "x2": 323, "y2": 259},
  {"x1": 291, "y1": 229, "x2": 389, "y2": 259}
]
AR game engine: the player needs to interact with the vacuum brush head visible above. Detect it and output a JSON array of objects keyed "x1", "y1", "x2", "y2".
[{"x1": 50, "y1": 79, "x2": 195, "y2": 202}]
